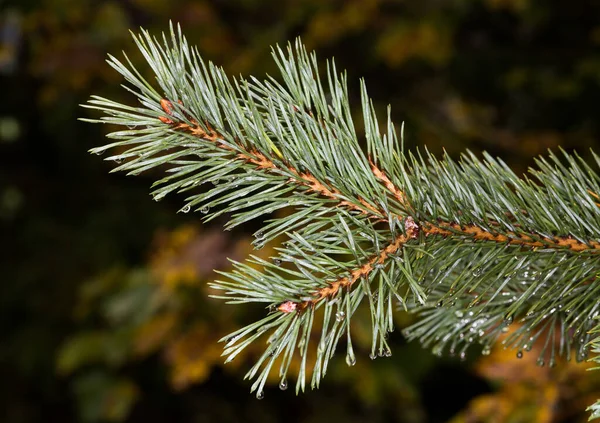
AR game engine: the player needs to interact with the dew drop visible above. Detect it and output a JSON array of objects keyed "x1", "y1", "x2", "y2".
[
  {"x1": 454, "y1": 310, "x2": 464, "y2": 318},
  {"x1": 369, "y1": 352, "x2": 376, "y2": 360},
  {"x1": 436, "y1": 301, "x2": 443, "y2": 308},
  {"x1": 256, "y1": 390, "x2": 264, "y2": 400},
  {"x1": 384, "y1": 348, "x2": 392, "y2": 357},
  {"x1": 279, "y1": 379, "x2": 288, "y2": 391},
  {"x1": 181, "y1": 204, "x2": 191, "y2": 213},
  {"x1": 255, "y1": 230, "x2": 265, "y2": 240},
  {"x1": 274, "y1": 259, "x2": 282, "y2": 266},
  {"x1": 113, "y1": 157, "x2": 123, "y2": 164},
  {"x1": 459, "y1": 351, "x2": 467, "y2": 361},
  {"x1": 346, "y1": 352, "x2": 356, "y2": 366},
  {"x1": 201, "y1": 205, "x2": 209, "y2": 214},
  {"x1": 336, "y1": 311, "x2": 346, "y2": 322},
  {"x1": 482, "y1": 346, "x2": 491, "y2": 356},
  {"x1": 503, "y1": 315, "x2": 513, "y2": 325},
  {"x1": 537, "y1": 358, "x2": 545, "y2": 367},
  {"x1": 516, "y1": 350, "x2": 523, "y2": 359}
]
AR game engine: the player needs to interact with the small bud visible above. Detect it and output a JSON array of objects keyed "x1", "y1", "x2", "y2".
[
  {"x1": 277, "y1": 301, "x2": 297, "y2": 313},
  {"x1": 404, "y1": 216, "x2": 419, "y2": 239}
]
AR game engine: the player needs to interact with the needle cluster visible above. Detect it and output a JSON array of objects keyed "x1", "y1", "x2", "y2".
[{"x1": 83, "y1": 24, "x2": 600, "y2": 414}]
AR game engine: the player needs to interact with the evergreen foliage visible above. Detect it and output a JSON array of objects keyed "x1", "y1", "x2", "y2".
[{"x1": 84, "y1": 24, "x2": 600, "y2": 415}]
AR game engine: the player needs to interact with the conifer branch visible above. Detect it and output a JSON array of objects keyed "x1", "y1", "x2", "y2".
[{"x1": 83, "y1": 24, "x2": 600, "y2": 413}]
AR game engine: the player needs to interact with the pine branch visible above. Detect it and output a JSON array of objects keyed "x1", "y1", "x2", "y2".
[{"x1": 84, "y1": 24, "x2": 600, "y2": 414}]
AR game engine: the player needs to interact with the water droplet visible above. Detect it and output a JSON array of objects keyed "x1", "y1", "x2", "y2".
[
  {"x1": 384, "y1": 348, "x2": 392, "y2": 357},
  {"x1": 459, "y1": 351, "x2": 467, "y2": 361},
  {"x1": 181, "y1": 204, "x2": 191, "y2": 213},
  {"x1": 256, "y1": 390, "x2": 264, "y2": 400},
  {"x1": 516, "y1": 350, "x2": 523, "y2": 359},
  {"x1": 472, "y1": 268, "x2": 482, "y2": 277},
  {"x1": 113, "y1": 157, "x2": 122, "y2": 164},
  {"x1": 279, "y1": 379, "x2": 288, "y2": 391},
  {"x1": 369, "y1": 353, "x2": 376, "y2": 360},
  {"x1": 201, "y1": 205, "x2": 209, "y2": 214},
  {"x1": 549, "y1": 358, "x2": 556, "y2": 368},
  {"x1": 255, "y1": 230, "x2": 265, "y2": 240},
  {"x1": 537, "y1": 357, "x2": 545, "y2": 367},
  {"x1": 501, "y1": 326, "x2": 509, "y2": 333},
  {"x1": 504, "y1": 315, "x2": 513, "y2": 325},
  {"x1": 336, "y1": 311, "x2": 346, "y2": 322},
  {"x1": 454, "y1": 310, "x2": 464, "y2": 318},
  {"x1": 482, "y1": 346, "x2": 491, "y2": 356},
  {"x1": 274, "y1": 259, "x2": 282, "y2": 266},
  {"x1": 212, "y1": 178, "x2": 220, "y2": 185},
  {"x1": 436, "y1": 301, "x2": 443, "y2": 308},
  {"x1": 346, "y1": 352, "x2": 356, "y2": 366},
  {"x1": 93, "y1": 150, "x2": 104, "y2": 156}
]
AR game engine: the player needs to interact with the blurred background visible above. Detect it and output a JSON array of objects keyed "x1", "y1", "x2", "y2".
[{"x1": 3, "y1": 0, "x2": 600, "y2": 422}]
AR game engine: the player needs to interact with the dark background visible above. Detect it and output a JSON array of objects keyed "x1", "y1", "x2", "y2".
[{"x1": 2, "y1": 0, "x2": 600, "y2": 422}]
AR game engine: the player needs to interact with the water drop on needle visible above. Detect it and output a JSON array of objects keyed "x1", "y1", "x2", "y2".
[
  {"x1": 256, "y1": 390, "x2": 264, "y2": 400},
  {"x1": 346, "y1": 352, "x2": 356, "y2": 366},
  {"x1": 335, "y1": 311, "x2": 345, "y2": 322},
  {"x1": 201, "y1": 205, "x2": 209, "y2": 214},
  {"x1": 181, "y1": 204, "x2": 191, "y2": 213},
  {"x1": 279, "y1": 379, "x2": 288, "y2": 391}
]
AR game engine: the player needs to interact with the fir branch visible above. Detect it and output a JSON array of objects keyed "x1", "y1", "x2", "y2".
[
  {"x1": 156, "y1": 96, "x2": 600, "y2": 254},
  {"x1": 84, "y1": 24, "x2": 600, "y2": 413}
]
